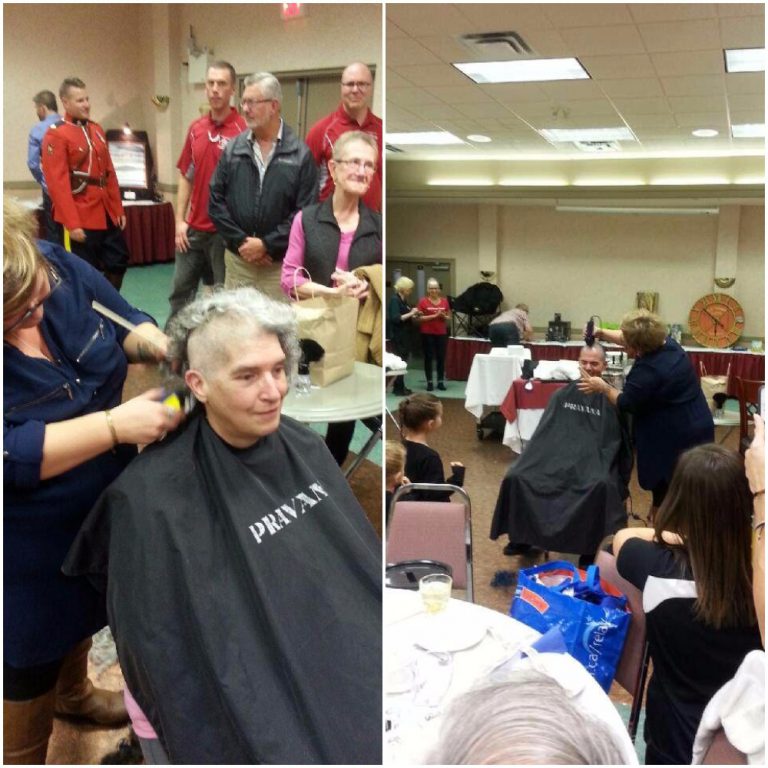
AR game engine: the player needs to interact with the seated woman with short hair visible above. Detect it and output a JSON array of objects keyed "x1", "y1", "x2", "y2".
[{"x1": 614, "y1": 444, "x2": 762, "y2": 764}]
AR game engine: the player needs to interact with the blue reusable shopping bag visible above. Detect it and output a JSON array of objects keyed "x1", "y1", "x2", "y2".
[{"x1": 510, "y1": 560, "x2": 630, "y2": 691}]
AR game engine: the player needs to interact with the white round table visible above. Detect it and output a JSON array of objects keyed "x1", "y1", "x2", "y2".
[{"x1": 384, "y1": 589, "x2": 637, "y2": 765}]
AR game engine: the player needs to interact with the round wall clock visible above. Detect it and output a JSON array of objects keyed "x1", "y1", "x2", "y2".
[{"x1": 688, "y1": 293, "x2": 745, "y2": 348}]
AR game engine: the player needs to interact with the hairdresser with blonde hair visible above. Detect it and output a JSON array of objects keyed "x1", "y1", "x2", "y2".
[
  {"x1": 3, "y1": 196, "x2": 181, "y2": 763},
  {"x1": 578, "y1": 309, "x2": 713, "y2": 517}
]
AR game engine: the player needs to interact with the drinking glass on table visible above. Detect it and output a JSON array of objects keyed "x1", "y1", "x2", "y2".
[{"x1": 419, "y1": 574, "x2": 452, "y2": 614}]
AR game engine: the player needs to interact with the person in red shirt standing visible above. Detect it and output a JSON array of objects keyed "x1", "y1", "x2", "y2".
[
  {"x1": 167, "y1": 61, "x2": 246, "y2": 327},
  {"x1": 305, "y1": 62, "x2": 382, "y2": 212},
  {"x1": 416, "y1": 278, "x2": 452, "y2": 391},
  {"x1": 42, "y1": 77, "x2": 128, "y2": 291}
]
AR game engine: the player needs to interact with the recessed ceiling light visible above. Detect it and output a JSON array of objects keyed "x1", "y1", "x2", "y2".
[
  {"x1": 692, "y1": 129, "x2": 719, "y2": 138},
  {"x1": 466, "y1": 134, "x2": 492, "y2": 143},
  {"x1": 731, "y1": 124, "x2": 765, "y2": 138},
  {"x1": 539, "y1": 127, "x2": 635, "y2": 143},
  {"x1": 385, "y1": 131, "x2": 465, "y2": 146},
  {"x1": 725, "y1": 48, "x2": 766, "y2": 73},
  {"x1": 453, "y1": 58, "x2": 590, "y2": 84}
]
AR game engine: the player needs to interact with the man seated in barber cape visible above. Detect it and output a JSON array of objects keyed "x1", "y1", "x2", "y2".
[
  {"x1": 64, "y1": 288, "x2": 381, "y2": 765},
  {"x1": 490, "y1": 344, "x2": 633, "y2": 567}
]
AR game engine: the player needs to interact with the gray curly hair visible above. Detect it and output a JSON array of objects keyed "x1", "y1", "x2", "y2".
[{"x1": 166, "y1": 288, "x2": 299, "y2": 380}]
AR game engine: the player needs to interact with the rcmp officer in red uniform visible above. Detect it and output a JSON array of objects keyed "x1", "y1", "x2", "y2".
[{"x1": 42, "y1": 77, "x2": 129, "y2": 291}]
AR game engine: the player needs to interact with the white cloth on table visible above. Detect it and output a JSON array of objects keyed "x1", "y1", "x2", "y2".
[
  {"x1": 464, "y1": 354, "x2": 523, "y2": 419},
  {"x1": 385, "y1": 351, "x2": 407, "y2": 371},
  {"x1": 534, "y1": 359, "x2": 581, "y2": 381},
  {"x1": 691, "y1": 650, "x2": 765, "y2": 765}
]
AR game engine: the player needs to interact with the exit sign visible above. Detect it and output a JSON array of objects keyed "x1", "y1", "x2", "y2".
[{"x1": 281, "y1": 3, "x2": 306, "y2": 20}]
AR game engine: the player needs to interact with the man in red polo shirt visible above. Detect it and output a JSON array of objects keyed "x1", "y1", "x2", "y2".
[
  {"x1": 305, "y1": 62, "x2": 382, "y2": 212},
  {"x1": 167, "y1": 61, "x2": 246, "y2": 326},
  {"x1": 42, "y1": 77, "x2": 128, "y2": 290}
]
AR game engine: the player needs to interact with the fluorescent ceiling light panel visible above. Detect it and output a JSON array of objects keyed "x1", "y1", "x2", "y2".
[
  {"x1": 539, "y1": 127, "x2": 635, "y2": 143},
  {"x1": 427, "y1": 178, "x2": 494, "y2": 186},
  {"x1": 692, "y1": 129, "x2": 719, "y2": 138},
  {"x1": 731, "y1": 124, "x2": 765, "y2": 138},
  {"x1": 572, "y1": 178, "x2": 645, "y2": 186},
  {"x1": 499, "y1": 178, "x2": 568, "y2": 186},
  {"x1": 725, "y1": 48, "x2": 766, "y2": 73},
  {"x1": 453, "y1": 57, "x2": 589, "y2": 84},
  {"x1": 386, "y1": 131, "x2": 464, "y2": 146},
  {"x1": 650, "y1": 176, "x2": 730, "y2": 185},
  {"x1": 466, "y1": 134, "x2": 492, "y2": 143}
]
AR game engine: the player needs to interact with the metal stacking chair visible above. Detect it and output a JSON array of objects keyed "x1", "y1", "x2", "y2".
[{"x1": 386, "y1": 484, "x2": 473, "y2": 602}]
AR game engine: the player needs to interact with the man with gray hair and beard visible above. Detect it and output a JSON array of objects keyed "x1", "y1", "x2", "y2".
[
  {"x1": 65, "y1": 288, "x2": 381, "y2": 765},
  {"x1": 209, "y1": 73, "x2": 318, "y2": 298}
]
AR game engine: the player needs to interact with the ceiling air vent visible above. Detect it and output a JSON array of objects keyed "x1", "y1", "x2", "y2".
[
  {"x1": 573, "y1": 140, "x2": 622, "y2": 153},
  {"x1": 458, "y1": 31, "x2": 534, "y2": 59}
]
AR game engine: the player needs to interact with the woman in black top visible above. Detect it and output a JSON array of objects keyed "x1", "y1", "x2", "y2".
[
  {"x1": 387, "y1": 276, "x2": 420, "y2": 396},
  {"x1": 398, "y1": 393, "x2": 464, "y2": 501},
  {"x1": 613, "y1": 444, "x2": 761, "y2": 764}
]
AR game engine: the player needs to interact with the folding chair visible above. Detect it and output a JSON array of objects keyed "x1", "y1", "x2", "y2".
[
  {"x1": 386, "y1": 483, "x2": 474, "y2": 602},
  {"x1": 385, "y1": 559, "x2": 453, "y2": 590},
  {"x1": 595, "y1": 549, "x2": 650, "y2": 743},
  {"x1": 735, "y1": 377, "x2": 764, "y2": 455}
]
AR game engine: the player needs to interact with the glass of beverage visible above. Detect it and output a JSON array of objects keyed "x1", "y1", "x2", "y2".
[{"x1": 419, "y1": 573, "x2": 452, "y2": 615}]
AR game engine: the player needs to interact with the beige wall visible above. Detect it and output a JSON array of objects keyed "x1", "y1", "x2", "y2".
[
  {"x1": 4, "y1": 3, "x2": 382, "y2": 188},
  {"x1": 387, "y1": 201, "x2": 765, "y2": 339}
]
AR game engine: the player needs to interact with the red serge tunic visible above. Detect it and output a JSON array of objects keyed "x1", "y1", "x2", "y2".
[{"x1": 42, "y1": 115, "x2": 124, "y2": 232}]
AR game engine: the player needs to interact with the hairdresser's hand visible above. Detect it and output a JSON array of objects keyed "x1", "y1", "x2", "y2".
[
  {"x1": 746, "y1": 415, "x2": 765, "y2": 495},
  {"x1": 69, "y1": 228, "x2": 86, "y2": 243},
  {"x1": 577, "y1": 372, "x2": 609, "y2": 396},
  {"x1": 124, "y1": 323, "x2": 169, "y2": 364},
  {"x1": 110, "y1": 388, "x2": 184, "y2": 446}
]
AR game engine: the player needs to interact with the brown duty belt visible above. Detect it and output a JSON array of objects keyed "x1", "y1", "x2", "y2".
[{"x1": 70, "y1": 172, "x2": 107, "y2": 191}]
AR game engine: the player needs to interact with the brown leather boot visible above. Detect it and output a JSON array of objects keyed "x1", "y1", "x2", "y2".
[
  {"x1": 54, "y1": 639, "x2": 128, "y2": 726},
  {"x1": 3, "y1": 689, "x2": 55, "y2": 764}
]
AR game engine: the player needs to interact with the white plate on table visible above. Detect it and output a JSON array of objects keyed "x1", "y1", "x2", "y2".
[{"x1": 412, "y1": 613, "x2": 486, "y2": 653}]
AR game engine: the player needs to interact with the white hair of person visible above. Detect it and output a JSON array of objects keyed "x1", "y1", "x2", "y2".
[
  {"x1": 426, "y1": 671, "x2": 626, "y2": 765},
  {"x1": 167, "y1": 287, "x2": 299, "y2": 380},
  {"x1": 242, "y1": 72, "x2": 282, "y2": 105}
]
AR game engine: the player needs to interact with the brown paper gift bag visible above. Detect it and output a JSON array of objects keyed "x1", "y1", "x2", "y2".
[
  {"x1": 699, "y1": 361, "x2": 730, "y2": 414},
  {"x1": 291, "y1": 269, "x2": 358, "y2": 386}
]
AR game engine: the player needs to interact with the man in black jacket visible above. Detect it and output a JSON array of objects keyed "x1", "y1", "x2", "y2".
[{"x1": 208, "y1": 72, "x2": 317, "y2": 299}]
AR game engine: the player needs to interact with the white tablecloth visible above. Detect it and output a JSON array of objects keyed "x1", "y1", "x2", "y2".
[
  {"x1": 384, "y1": 589, "x2": 637, "y2": 765},
  {"x1": 503, "y1": 408, "x2": 546, "y2": 453},
  {"x1": 464, "y1": 354, "x2": 524, "y2": 419}
]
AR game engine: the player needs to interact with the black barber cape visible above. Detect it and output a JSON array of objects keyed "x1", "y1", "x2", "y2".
[
  {"x1": 64, "y1": 413, "x2": 382, "y2": 764},
  {"x1": 490, "y1": 383, "x2": 633, "y2": 554}
]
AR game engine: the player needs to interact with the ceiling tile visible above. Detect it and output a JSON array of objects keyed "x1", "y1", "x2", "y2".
[
  {"x1": 386, "y1": 38, "x2": 444, "y2": 67},
  {"x1": 580, "y1": 54, "x2": 657, "y2": 79},
  {"x1": 637, "y1": 19, "x2": 721, "y2": 53},
  {"x1": 559, "y1": 24, "x2": 647, "y2": 55},
  {"x1": 387, "y1": 87, "x2": 446, "y2": 108},
  {"x1": 429, "y1": 85, "x2": 497, "y2": 104},
  {"x1": 719, "y1": 15, "x2": 766, "y2": 48},
  {"x1": 454, "y1": 101, "x2": 521, "y2": 119},
  {"x1": 660, "y1": 74, "x2": 725, "y2": 96},
  {"x1": 624, "y1": 113, "x2": 678, "y2": 128},
  {"x1": 415, "y1": 35, "x2": 478, "y2": 63},
  {"x1": 385, "y1": 4, "x2": 477, "y2": 37},
  {"x1": 392, "y1": 64, "x2": 470, "y2": 88},
  {"x1": 613, "y1": 97, "x2": 672, "y2": 115},
  {"x1": 386, "y1": 71, "x2": 418, "y2": 89},
  {"x1": 538, "y1": 80, "x2": 607, "y2": 100},
  {"x1": 717, "y1": 3, "x2": 766, "y2": 18},
  {"x1": 386, "y1": 20, "x2": 408, "y2": 40},
  {"x1": 458, "y1": 4, "x2": 554, "y2": 29},
  {"x1": 667, "y1": 94, "x2": 728, "y2": 112},
  {"x1": 726, "y1": 92, "x2": 764, "y2": 112},
  {"x1": 650, "y1": 50, "x2": 725, "y2": 76},
  {"x1": 725, "y1": 72, "x2": 765, "y2": 96},
  {"x1": 598, "y1": 78, "x2": 665, "y2": 98},
  {"x1": 729, "y1": 109, "x2": 766, "y2": 123},
  {"x1": 673, "y1": 111, "x2": 729, "y2": 128},
  {"x1": 544, "y1": 4, "x2": 635, "y2": 28},
  {"x1": 477, "y1": 82, "x2": 550, "y2": 102},
  {"x1": 629, "y1": 4, "x2": 718, "y2": 23},
  {"x1": 416, "y1": 103, "x2": 478, "y2": 121}
]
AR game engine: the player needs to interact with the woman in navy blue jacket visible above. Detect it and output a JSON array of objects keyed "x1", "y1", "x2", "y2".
[
  {"x1": 578, "y1": 309, "x2": 714, "y2": 518},
  {"x1": 3, "y1": 198, "x2": 182, "y2": 763}
]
